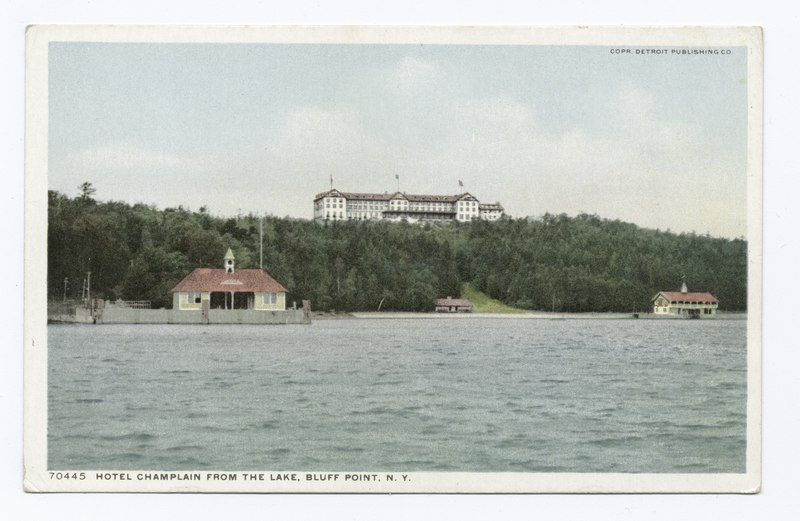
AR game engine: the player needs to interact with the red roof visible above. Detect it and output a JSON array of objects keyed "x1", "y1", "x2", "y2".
[
  {"x1": 171, "y1": 268, "x2": 288, "y2": 293},
  {"x1": 653, "y1": 291, "x2": 718, "y2": 304}
]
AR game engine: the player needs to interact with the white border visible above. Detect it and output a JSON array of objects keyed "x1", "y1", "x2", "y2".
[
  {"x1": 7, "y1": 2, "x2": 800, "y2": 520},
  {"x1": 22, "y1": 23, "x2": 762, "y2": 496}
]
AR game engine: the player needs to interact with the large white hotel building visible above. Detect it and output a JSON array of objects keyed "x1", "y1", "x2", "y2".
[{"x1": 313, "y1": 189, "x2": 504, "y2": 223}]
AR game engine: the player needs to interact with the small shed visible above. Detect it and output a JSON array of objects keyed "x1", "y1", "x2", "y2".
[{"x1": 434, "y1": 297, "x2": 474, "y2": 313}]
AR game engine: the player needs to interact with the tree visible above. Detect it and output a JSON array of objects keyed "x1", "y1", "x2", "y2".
[{"x1": 78, "y1": 182, "x2": 96, "y2": 202}]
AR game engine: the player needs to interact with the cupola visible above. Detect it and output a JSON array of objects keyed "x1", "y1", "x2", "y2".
[{"x1": 224, "y1": 248, "x2": 235, "y2": 274}]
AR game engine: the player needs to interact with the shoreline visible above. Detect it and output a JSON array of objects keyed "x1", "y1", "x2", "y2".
[
  {"x1": 319, "y1": 311, "x2": 748, "y2": 320},
  {"x1": 48, "y1": 310, "x2": 747, "y2": 323}
]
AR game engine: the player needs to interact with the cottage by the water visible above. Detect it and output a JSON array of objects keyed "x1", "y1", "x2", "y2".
[
  {"x1": 171, "y1": 248, "x2": 288, "y2": 311},
  {"x1": 651, "y1": 281, "x2": 718, "y2": 317},
  {"x1": 434, "y1": 297, "x2": 474, "y2": 313}
]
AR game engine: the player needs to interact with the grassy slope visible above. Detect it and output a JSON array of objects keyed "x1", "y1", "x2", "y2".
[{"x1": 461, "y1": 283, "x2": 526, "y2": 314}]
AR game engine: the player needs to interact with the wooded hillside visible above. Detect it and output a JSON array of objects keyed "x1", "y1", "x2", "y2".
[{"x1": 47, "y1": 189, "x2": 747, "y2": 312}]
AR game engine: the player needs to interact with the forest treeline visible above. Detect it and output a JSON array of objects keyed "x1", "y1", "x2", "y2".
[{"x1": 47, "y1": 188, "x2": 747, "y2": 312}]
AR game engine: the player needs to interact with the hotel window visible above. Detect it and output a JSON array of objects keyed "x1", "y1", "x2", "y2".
[
  {"x1": 187, "y1": 291, "x2": 201, "y2": 304},
  {"x1": 262, "y1": 293, "x2": 277, "y2": 305}
]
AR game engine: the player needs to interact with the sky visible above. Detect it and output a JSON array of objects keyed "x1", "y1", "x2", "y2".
[{"x1": 48, "y1": 42, "x2": 748, "y2": 238}]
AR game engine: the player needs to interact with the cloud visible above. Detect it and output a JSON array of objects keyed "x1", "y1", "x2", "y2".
[
  {"x1": 385, "y1": 56, "x2": 442, "y2": 94},
  {"x1": 412, "y1": 83, "x2": 744, "y2": 237},
  {"x1": 49, "y1": 141, "x2": 220, "y2": 208},
  {"x1": 70, "y1": 141, "x2": 210, "y2": 173},
  {"x1": 45, "y1": 45, "x2": 746, "y2": 237},
  {"x1": 268, "y1": 106, "x2": 366, "y2": 164}
]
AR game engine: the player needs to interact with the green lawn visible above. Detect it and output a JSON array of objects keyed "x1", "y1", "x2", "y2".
[{"x1": 461, "y1": 283, "x2": 526, "y2": 314}]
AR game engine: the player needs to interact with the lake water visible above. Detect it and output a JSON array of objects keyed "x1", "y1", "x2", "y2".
[{"x1": 48, "y1": 318, "x2": 747, "y2": 473}]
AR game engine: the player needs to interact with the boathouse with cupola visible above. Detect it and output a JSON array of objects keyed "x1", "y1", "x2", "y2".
[
  {"x1": 651, "y1": 281, "x2": 718, "y2": 317},
  {"x1": 170, "y1": 248, "x2": 287, "y2": 311}
]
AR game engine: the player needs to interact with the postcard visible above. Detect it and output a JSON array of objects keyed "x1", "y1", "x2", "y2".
[{"x1": 24, "y1": 25, "x2": 762, "y2": 493}]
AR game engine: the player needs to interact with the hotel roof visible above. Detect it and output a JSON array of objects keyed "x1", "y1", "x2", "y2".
[{"x1": 313, "y1": 189, "x2": 478, "y2": 203}]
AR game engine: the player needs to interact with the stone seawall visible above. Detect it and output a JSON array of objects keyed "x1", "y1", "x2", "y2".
[{"x1": 54, "y1": 307, "x2": 311, "y2": 325}]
